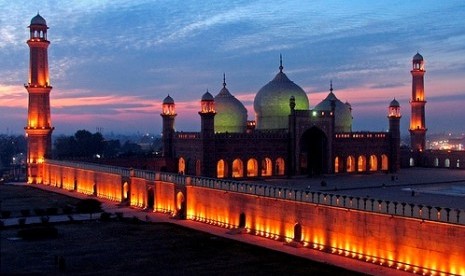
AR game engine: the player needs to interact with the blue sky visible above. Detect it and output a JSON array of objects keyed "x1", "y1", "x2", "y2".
[{"x1": 0, "y1": 0, "x2": 464, "y2": 135}]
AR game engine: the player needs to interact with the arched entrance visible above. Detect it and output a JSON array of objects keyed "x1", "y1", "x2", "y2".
[
  {"x1": 247, "y1": 158, "x2": 258, "y2": 177},
  {"x1": 123, "y1": 182, "x2": 129, "y2": 202},
  {"x1": 178, "y1": 157, "x2": 186, "y2": 174},
  {"x1": 293, "y1": 223, "x2": 302, "y2": 242},
  {"x1": 147, "y1": 187, "x2": 155, "y2": 209},
  {"x1": 299, "y1": 127, "x2": 328, "y2": 176},
  {"x1": 176, "y1": 191, "x2": 186, "y2": 219},
  {"x1": 238, "y1": 212, "x2": 246, "y2": 228}
]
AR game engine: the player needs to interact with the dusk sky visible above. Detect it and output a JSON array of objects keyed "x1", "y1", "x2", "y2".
[{"x1": 1, "y1": 1, "x2": 464, "y2": 136}]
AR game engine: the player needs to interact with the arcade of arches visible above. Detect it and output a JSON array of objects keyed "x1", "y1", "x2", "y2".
[
  {"x1": 179, "y1": 153, "x2": 389, "y2": 178},
  {"x1": 335, "y1": 154, "x2": 389, "y2": 173}
]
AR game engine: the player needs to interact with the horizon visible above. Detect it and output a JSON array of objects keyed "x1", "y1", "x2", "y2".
[{"x1": 1, "y1": 1, "x2": 465, "y2": 135}]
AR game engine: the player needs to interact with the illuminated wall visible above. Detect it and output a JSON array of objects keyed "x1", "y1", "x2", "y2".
[
  {"x1": 187, "y1": 186, "x2": 465, "y2": 275},
  {"x1": 41, "y1": 161, "x2": 464, "y2": 275},
  {"x1": 155, "y1": 181, "x2": 175, "y2": 213}
]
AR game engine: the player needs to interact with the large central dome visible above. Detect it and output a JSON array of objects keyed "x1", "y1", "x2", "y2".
[{"x1": 254, "y1": 60, "x2": 309, "y2": 130}]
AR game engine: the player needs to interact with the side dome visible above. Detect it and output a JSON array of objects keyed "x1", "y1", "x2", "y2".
[
  {"x1": 313, "y1": 84, "x2": 352, "y2": 132},
  {"x1": 163, "y1": 95, "x2": 174, "y2": 104},
  {"x1": 31, "y1": 14, "x2": 47, "y2": 26},
  {"x1": 254, "y1": 60, "x2": 309, "y2": 130},
  {"x1": 214, "y1": 78, "x2": 247, "y2": 133},
  {"x1": 413, "y1": 52, "x2": 423, "y2": 61},
  {"x1": 390, "y1": 98, "x2": 400, "y2": 107},
  {"x1": 201, "y1": 91, "x2": 214, "y2": 101}
]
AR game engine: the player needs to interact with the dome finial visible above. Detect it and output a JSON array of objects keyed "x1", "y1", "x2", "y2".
[
  {"x1": 279, "y1": 54, "x2": 283, "y2": 72},
  {"x1": 223, "y1": 73, "x2": 226, "y2": 88},
  {"x1": 330, "y1": 80, "x2": 333, "y2": 93}
]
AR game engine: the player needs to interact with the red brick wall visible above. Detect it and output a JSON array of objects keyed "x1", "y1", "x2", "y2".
[{"x1": 187, "y1": 186, "x2": 465, "y2": 275}]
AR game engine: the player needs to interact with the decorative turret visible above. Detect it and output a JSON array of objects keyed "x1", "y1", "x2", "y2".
[
  {"x1": 199, "y1": 90, "x2": 216, "y2": 135},
  {"x1": 25, "y1": 14, "x2": 54, "y2": 184},
  {"x1": 409, "y1": 52, "x2": 427, "y2": 151},
  {"x1": 388, "y1": 98, "x2": 401, "y2": 172},
  {"x1": 199, "y1": 91, "x2": 217, "y2": 177},
  {"x1": 161, "y1": 95, "x2": 176, "y2": 157}
]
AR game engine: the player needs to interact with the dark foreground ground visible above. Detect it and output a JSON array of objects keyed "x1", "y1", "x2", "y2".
[{"x1": 0, "y1": 185, "x2": 362, "y2": 275}]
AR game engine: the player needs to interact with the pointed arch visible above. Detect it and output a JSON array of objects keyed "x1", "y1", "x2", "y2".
[
  {"x1": 247, "y1": 158, "x2": 258, "y2": 177},
  {"x1": 217, "y1": 159, "x2": 228, "y2": 178},
  {"x1": 232, "y1": 158, "x2": 243, "y2": 178},
  {"x1": 334, "y1": 156, "x2": 341, "y2": 173},
  {"x1": 178, "y1": 157, "x2": 186, "y2": 174},
  {"x1": 357, "y1": 155, "x2": 366, "y2": 172},
  {"x1": 275, "y1": 158, "x2": 285, "y2": 176},
  {"x1": 261, "y1": 158, "x2": 272, "y2": 176},
  {"x1": 445, "y1": 158, "x2": 450, "y2": 168},
  {"x1": 381, "y1": 154, "x2": 389, "y2": 171},
  {"x1": 299, "y1": 127, "x2": 328, "y2": 176},
  {"x1": 369, "y1": 155, "x2": 378, "y2": 171},
  {"x1": 346, "y1": 156, "x2": 355, "y2": 172}
]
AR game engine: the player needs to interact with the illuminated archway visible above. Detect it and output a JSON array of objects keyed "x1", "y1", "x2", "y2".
[
  {"x1": 434, "y1": 158, "x2": 439, "y2": 167},
  {"x1": 232, "y1": 158, "x2": 243, "y2": 178},
  {"x1": 247, "y1": 158, "x2": 258, "y2": 177},
  {"x1": 275, "y1": 158, "x2": 285, "y2": 176},
  {"x1": 381, "y1": 154, "x2": 389, "y2": 171},
  {"x1": 444, "y1": 158, "x2": 450, "y2": 168},
  {"x1": 369, "y1": 155, "x2": 378, "y2": 171},
  {"x1": 195, "y1": 159, "x2": 201, "y2": 176},
  {"x1": 123, "y1": 182, "x2": 129, "y2": 201},
  {"x1": 175, "y1": 191, "x2": 186, "y2": 219},
  {"x1": 176, "y1": 191, "x2": 185, "y2": 211},
  {"x1": 217, "y1": 159, "x2": 228, "y2": 178},
  {"x1": 334, "y1": 156, "x2": 341, "y2": 173},
  {"x1": 178, "y1": 157, "x2": 186, "y2": 174},
  {"x1": 346, "y1": 156, "x2": 355, "y2": 172},
  {"x1": 357, "y1": 155, "x2": 366, "y2": 172},
  {"x1": 293, "y1": 223, "x2": 302, "y2": 242},
  {"x1": 261, "y1": 158, "x2": 272, "y2": 176},
  {"x1": 147, "y1": 187, "x2": 154, "y2": 209}
]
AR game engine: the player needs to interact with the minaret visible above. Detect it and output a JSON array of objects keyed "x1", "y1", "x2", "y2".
[
  {"x1": 25, "y1": 14, "x2": 54, "y2": 184},
  {"x1": 388, "y1": 99, "x2": 401, "y2": 172},
  {"x1": 161, "y1": 95, "x2": 176, "y2": 158},
  {"x1": 409, "y1": 53, "x2": 427, "y2": 151},
  {"x1": 199, "y1": 90, "x2": 216, "y2": 177}
]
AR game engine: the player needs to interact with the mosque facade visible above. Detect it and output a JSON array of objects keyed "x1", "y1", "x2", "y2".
[{"x1": 161, "y1": 58, "x2": 404, "y2": 179}]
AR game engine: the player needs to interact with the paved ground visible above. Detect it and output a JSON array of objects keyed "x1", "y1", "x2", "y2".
[{"x1": 249, "y1": 167, "x2": 465, "y2": 209}]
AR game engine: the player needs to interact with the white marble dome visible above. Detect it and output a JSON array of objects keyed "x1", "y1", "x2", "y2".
[{"x1": 254, "y1": 63, "x2": 309, "y2": 130}]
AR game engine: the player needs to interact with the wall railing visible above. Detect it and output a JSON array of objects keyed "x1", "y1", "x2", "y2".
[{"x1": 45, "y1": 160, "x2": 465, "y2": 225}]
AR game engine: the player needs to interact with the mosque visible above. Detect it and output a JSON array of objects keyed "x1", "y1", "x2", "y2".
[
  {"x1": 25, "y1": 13, "x2": 433, "y2": 182},
  {"x1": 160, "y1": 56, "x2": 407, "y2": 179}
]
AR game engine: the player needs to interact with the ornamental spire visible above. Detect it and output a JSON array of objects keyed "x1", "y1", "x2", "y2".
[
  {"x1": 330, "y1": 80, "x2": 333, "y2": 93},
  {"x1": 279, "y1": 54, "x2": 283, "y2": 72},
  {"x1": 223, "y1": 73, "x2": 226, "y2": 88}
]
